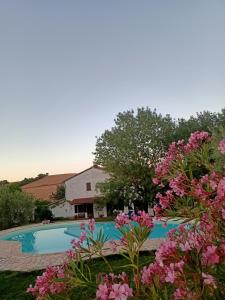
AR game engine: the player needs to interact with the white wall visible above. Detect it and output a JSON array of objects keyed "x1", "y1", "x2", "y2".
[
  {"x1": 65, "y1": 167, "x2": 110, "y2": 201},
  {"x1": 50, "y1": 201, "x2": 74, "y2": 218}
]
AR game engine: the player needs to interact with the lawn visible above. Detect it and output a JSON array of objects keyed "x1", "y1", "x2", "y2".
[{"x1": 0, "y1": 251, "x2": 155, "y2": 300}]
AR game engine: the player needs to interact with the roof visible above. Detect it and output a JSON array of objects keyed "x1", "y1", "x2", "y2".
[
  {"x1": 23, "y1": 185, "x2": 59, "y2": 201},
  {"x1": 22, "y1": 173, "x2": 76, "y2": 189},
  {"x1": 64, "y1": 165, "x2": 105, "y2": 182}
]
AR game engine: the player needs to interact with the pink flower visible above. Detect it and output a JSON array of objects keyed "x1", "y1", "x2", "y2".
[
  {"x1": 80, "y1": 231, "x2": 87, "y2": 243},
  {"x1": 108, "y1": 283, "x2": 133, "y2": 300},
  {"x1": 156, "y1": 191, "x2": 174, "y2": 209},
  {"x1": 173, "y1": 288, "x2": 187, "y2": 299},
  {"x1": 96, "y1": 283, "x2": 109, "y2": 300},
  {"x1": 153, "y1": 204, "x2": 162, "y2": 217},
  {"x1": 155, "y1": 240, "x2": 177, "y2": 266},
  {"x1": 132, "y1": 211, "x2": 153, "y2": 229},
  {"x1": 169, "y1": 174, "x2": 186, "y2": 196},
  {"x1": 221, "y1": 209, "x2": 225, "y2": 220},
  {"x1": 66, "y1": 249, "x2": 75, "y2": 258},
  {"x1": 184, "y1": 131, "x2": 210, "y2": 154},
  {"x1": 202, "y1": 245, "x2": 220, "y2": 266},
  {"x1": 216, "y1": 177, "x2": 225, "y2": 200},
  {"x1": 88, "y1": 218, "x2": 95, "y2": 231},
  {"x1": 71, "y1": 238, "x2": 81, "y2": 249},
  {"x1": 165, "y1": 267, "x2": 176, "y2": 283},
  {"x1": 118, "y1": 272, "x2": 128, "y2": 283},
  {"x1": 152, "y1": 177, "x2": 160, "y2": 185},
  {"x1": 27, "y1": 266, "x2": 67, "y2": 299},
  {"x1": 115, "y1": 213, "x2": 130, "y2": 229},
  {"x1": 167, "y1": 228, "x2": 177, "y2": 238},
  {"x1": 109, "y1": 239, "x2": 117, "y2": 253},
  {"x1": 218, "y1": 139, "x2": 225, "y2": 154},
  {"x1": 141, "y1": 262, "x2": 166, "y2": 285},
  {"x1": 202, "y1": 273, "x2": 217, "y2": 289},
  {"x1": 80, "y1": 222, "x2": 85, "y2": 230},
  {"x1": 179, "y1": 241, "x2": 191, "y2": 252}
]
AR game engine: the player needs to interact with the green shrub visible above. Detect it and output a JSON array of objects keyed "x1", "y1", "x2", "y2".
[
  {"x1": 34, "y1": 200, "x2": 53, "y2": 222},
  {"x1": 0, "y1": 185, "x2": 34, "y2": 229}
]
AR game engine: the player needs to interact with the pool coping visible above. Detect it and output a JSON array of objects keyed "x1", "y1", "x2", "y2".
[{"x1": 0, "y1": 219, "x2": 180, "y2": 272}]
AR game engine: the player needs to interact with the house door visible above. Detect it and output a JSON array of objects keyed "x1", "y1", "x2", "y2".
[{"x1": 74, "y1": 204, "x2": 93, "y2": 218}]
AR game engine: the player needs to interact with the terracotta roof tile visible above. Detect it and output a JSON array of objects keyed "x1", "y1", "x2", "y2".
[
  {"x1": 22, "y1": 173, "x2": 76, "y2": 188},
  {"x1": 23, "y1": 185, "x2": 58, "y2": 201}
]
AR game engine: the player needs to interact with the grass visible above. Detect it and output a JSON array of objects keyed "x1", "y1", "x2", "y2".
[{"x1": 0, "y1": 251, "x2": 155, "y2": 300}]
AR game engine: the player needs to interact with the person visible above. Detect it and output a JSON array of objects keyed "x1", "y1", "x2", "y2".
[{"x1": 128, "y1": 206, "x2": 134, "y2": 219}]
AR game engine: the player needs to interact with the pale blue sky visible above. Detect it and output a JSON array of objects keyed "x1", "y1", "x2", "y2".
[{"x1": 0, "y1": 0, "x2": 225, "y2": 181}]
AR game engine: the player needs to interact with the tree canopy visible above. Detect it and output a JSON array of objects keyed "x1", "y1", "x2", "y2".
[{"x1": 94, "y1": 107, "x2": 225, "y2": 209}]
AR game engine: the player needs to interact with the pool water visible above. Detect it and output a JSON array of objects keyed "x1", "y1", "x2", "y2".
[{"x1": 0, "y1": 221, "x2": 179, "y2": 254}]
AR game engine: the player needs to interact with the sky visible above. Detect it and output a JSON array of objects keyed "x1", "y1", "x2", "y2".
[{"x1": 0, "y1": 0, "x2": 225, "y2": 181}]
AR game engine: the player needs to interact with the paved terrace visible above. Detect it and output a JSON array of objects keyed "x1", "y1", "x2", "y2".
[{"x1": 0, "y1": 222, "x2": 164, "y2": 272}]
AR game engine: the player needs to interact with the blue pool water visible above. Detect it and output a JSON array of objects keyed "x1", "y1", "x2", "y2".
[{"x1": 0, "y1": 221, "x2": 179, "y2": 254}]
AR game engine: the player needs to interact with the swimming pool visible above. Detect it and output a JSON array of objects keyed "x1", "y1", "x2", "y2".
[{"x1": 0, "y1": 221, "x2": 179, "y2": 254}]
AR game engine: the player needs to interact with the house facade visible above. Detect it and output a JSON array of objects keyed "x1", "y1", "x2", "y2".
[{"x1": 65, "y1": 165, "x2": 110, "y2": 218}]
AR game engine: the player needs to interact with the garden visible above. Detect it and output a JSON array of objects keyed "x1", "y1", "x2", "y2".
[{"x1": 1, "y1": 129, "x2": 224, "y2": 300}]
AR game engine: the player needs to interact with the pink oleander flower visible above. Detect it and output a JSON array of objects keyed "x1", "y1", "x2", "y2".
[
  {"x1": 132, "y1": 211, "x2": 153, "y2": 229},
  {"x1": 169, "y1": 174, "x2": 186, "y2": 196},
  {"x1": 27, "y1": 266, "x2": 67, "y2": 299},
  {"x1": 66, "y1": 249, "x2": 75, "y2": 258},
  {"x1": 156, "y1": 190, "x2": 174, "y2": 209},
  {"x1": 88, "y1": 218, "x2": 95, "y2": 231},
  {"x1": 118, "y1": 272, "x2": 128, "y2": 283},
  {"x1": 202, "y1": 245, "x2": 220, "y2": 266},
  {"x1": 155, "y1": 240, "x2": 177, "y2": 266},
  {"x1": 216, "y1": 177, "x2": 225, "y2": 200},
  {"x1": 218, "y1": 139, "x2": 225, "y2": 154},
  {"x1": 71, "y1": 238, "x2": 81, "y2": 249},
  {"x1": 155, "y1": 141, "x2": 184, "y2": 179},
  {"x1": 71, "y1": 230, "x2": 87, "y2": 249},
  {"x1": 96, "y1": 283, "x2": 109, "y2": 300},
  {"x1": 115, "y1": 213, "x2": 130, "y2": 229},
  {"x1": 109, "y1": 239, "x2": 117, "y2": 253},
  {"x1": 164, "y1": 261, "x2": 184, "y2": 284},
  {"x1": 80, "y1": 222, "x2": 85, "y2": 230},
  {"x1": 120, "y1": 236, "x2": 127, "y2": 245},
  {"x1": 202, "y1": 273, "x2": 217, "y2": 289},
  {"x1": 179, "y1": 241, "x2": 191, "y2": 252},
  {"x1": 184, "y1": 131, "x2": 210, "y2": 154},
  {"x1": 220, "y1": 244, "x2": 225, "y2": 255},
  {"x1": 173, "y1": 288, "x2": 187, "y2": 299},
  {"x1": 167, "y1": 228, "x2": 177, "y2": 238},
  {"x1": 80, "y1": 231, "x2": 87, "y2": 243},
  {"x1": 153, "y1": 204, "x2": 163, "y2": 218},
  {"x1": 165, "y1": 266, "x2": 176, "y2": 283},
  {"x1": 222, "y1": 208, "x2": 225, "y2": 220},
  {"x1": 199, "y1": 213, "x2": 214, "y2": 231},
  {"x1": 141, "y1": 262, "x2": 165, "y2": 285},
  {"x1": 108, "y1": 283, "x2": 133, "y2": 300},
  {"x1": 152, "y1": 177, "x2": 160, "y2": 185}
]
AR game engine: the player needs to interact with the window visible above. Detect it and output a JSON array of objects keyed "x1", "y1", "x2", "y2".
[{"x1": 86, "y1": 182, "x2": 91, "y2": 191}]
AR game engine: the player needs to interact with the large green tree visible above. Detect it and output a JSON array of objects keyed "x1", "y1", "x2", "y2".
[
  {"x1": 94, "y1": 107, "x2": 225, "y2": 209},
  {"x1": 0, "y1": 184, "x2": 34, "y2": 229},
  {"x1": 174, "y1": 109, "x2": 225, "y2": 142},
  {"x1": 94, "y1": 108, "x2": 176, "y2": 208}
]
